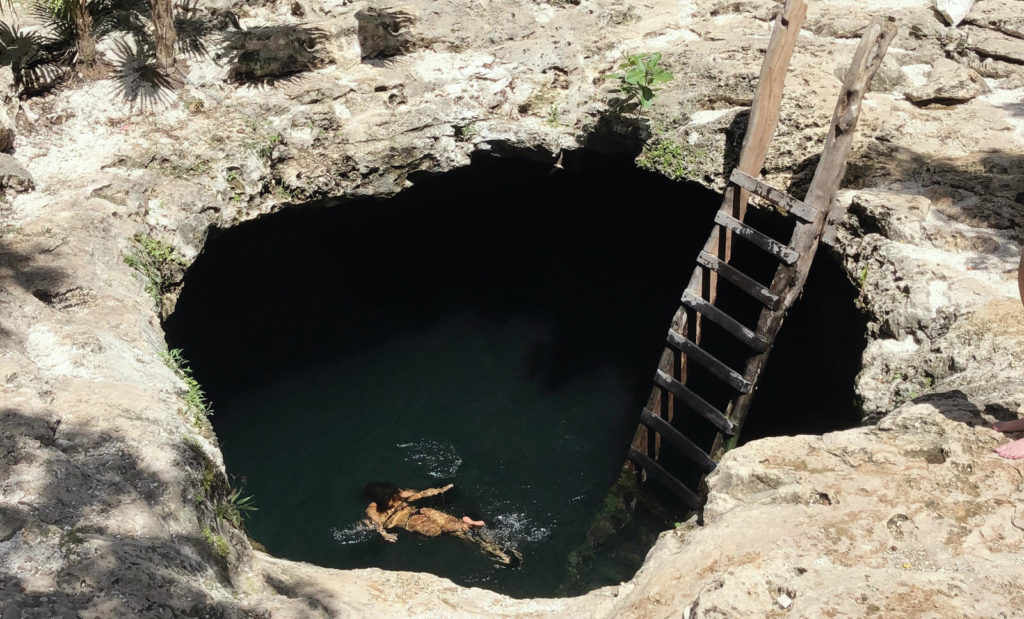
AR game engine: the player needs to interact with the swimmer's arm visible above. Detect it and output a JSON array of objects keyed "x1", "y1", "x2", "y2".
[
  {"x1": 365, "y1": 504, "x2": 398, "y2": 542},
  {"x1": 401, "y1": 483, "x2": 455, "y2": 502}
]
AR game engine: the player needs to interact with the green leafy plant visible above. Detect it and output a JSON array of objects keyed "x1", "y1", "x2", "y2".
[
  {"x1": 161, "y1": 348, "x2": 212, "y2": 425},
  {"x1": 603, "y1": 52, "x2": 674, "y2": 116},
  {"x1": 454, "y1": 123, "x2": 477, "y2": 142},
  {"x1": 122, "y1": 232, "x2": 186, "y2": 303},
  {"x1": 547, "y1": 103, "x2": 561, "y2": 127},
  {"x1": 269, "y1": 181, "x2": 293, "y2": 202},
  {"x1": 216, "y1": 486, "x2": 257, "y2": 528},
  {"x1": 203, "y1": 527, "x2": 231, "y2": 559},
  {"x1": 636, "y1": 137, "x2": 706, "y2": 181},
  {"x1": 258, "y1": 133, "x2": 282, "y2": 160}
]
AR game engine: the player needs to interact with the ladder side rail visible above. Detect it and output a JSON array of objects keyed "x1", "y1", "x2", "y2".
[
  {"x1": 711, "y1": 16, "x2": 899, "y2": 458},
  {"x1": 699, "y1": 0, "x2": 808, "y2": 348},
  {"x1": 626, "y1": 0, "x2": 810, "y2": 505}
]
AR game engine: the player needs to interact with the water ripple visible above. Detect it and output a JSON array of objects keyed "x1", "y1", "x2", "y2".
[
  {"x1": 330, "y1": 522, "x2": 375, "y2": 545},
  {"x1": 397, "y1": 439, "x2": 463, "y2": 479}
]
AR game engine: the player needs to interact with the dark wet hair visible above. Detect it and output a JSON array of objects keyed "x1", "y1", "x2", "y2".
[{"x1": 363, "y1": 482, "x2": 400, "y2": 508}]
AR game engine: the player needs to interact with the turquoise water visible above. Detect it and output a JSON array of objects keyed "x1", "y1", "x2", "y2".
[
  {"x1": 213, "y1": 310, "x2": 636, "y2": 594},
  {"x1": 165, "y1": 152, "x2": 721, "y2": 596}
]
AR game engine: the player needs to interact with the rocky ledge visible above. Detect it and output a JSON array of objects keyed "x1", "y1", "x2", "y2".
[{"x1": 2, "y1": 0, "x2": 1024, "y2": 616}]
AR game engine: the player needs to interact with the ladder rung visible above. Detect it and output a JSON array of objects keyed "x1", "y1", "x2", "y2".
[
  {"x1": 697, "y1": 251, "x2": 780, "y2": 310},
  {"x1": 681, "y1": 290, "x2": 769, "y2": 352},
  {"x1": 714, "y1": 211, "x2": 799, "y2": 265},
  {"x1": 666, "y1": 329, "x2": 752, "y2": 393},
  {"x1": 627, "y1": 448, "x2": 701, "y2": 511},
  {"x1": 729, "y1": 169, "x2": 820, "y2": 223},
  {"x1": 640, "y1": 408, "x2": 717, "y2": 473},
  {"x1": 654, "y1": 369, "x2": 735, "y2": 435}
]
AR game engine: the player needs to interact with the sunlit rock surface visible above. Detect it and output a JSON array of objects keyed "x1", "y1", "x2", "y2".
[{"x1": 2, "y1": 0, "x2": 1024, "y2": 615}]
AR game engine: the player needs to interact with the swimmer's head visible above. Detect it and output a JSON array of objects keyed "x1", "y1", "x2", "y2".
[{"x1": 364, "y1": 481, "x2": 400, "y2": 507}]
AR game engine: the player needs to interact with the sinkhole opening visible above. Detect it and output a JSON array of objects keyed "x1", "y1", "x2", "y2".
[{"x1": 163, "y1": 149, "x2": 867, "y2": 598}]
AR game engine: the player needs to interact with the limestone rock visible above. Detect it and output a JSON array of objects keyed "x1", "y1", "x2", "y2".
[
  {"x1": 0, "y1": 153, "x2": 34, "y2": 193},
  {"x1": 934, "y1": 0, "x2": 975, "y2": 27},
  {"x1": 966, "y1": 26, "x2": 1024, "y2": 64},
  {"x1": 905, "y1": 57, "x2": 988, "y2": 104},
  {"x1": 964, "y1": 0, "x2": 1024, "y2": 39},
  {"x1": 0, "y1": 65, "x2": 17, "y2": 152},
  {"x1": 2, "y1": 0, "x2": 1024, "y2": 615},
  {"x1": 608, "y1": 403, "x2": 1024, "y2": 618}
]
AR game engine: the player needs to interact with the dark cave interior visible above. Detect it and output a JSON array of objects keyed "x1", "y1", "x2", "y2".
[{"x1": 163, "y1": 149, "x2": 867, "y2": 596}]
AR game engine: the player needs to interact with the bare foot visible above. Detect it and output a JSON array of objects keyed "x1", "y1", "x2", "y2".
[
  {"x1": 996, "y1": 437, "x2": 1024, "y2": 459},
  {"x1": 993, "y1": 419, "x2": 1024, "y2": 433},
  {"x1": 462, "y1": 516, "x2": 485, "y2": 528}
]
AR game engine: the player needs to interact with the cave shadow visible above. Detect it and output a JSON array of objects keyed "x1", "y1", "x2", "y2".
[
  {"x1": 0, "y1": 234, "x2": 73, "y2": 301},
  {"x1": 0, "y1": 233, "x2": 73, "y2": 345},
  {"x1": 721, "y1": 109, "x2": 748, "y2": 179},
  {"x1": 165, "y1": 149, "x2": 722, "y2": 409},
  {"x1": 163, "y1": 148, "x2": 724, "y2": 597},
  {"x1": 0, "y1": 407, "x2": 258, "y2": 615}
]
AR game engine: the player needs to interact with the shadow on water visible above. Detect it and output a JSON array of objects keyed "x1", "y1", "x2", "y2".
[{"x1": 164, "y1": 150, "x2": 722, "y2": 597}]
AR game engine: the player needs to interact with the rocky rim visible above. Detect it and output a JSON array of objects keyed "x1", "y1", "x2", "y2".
[{"x1": 2, "y1": 0, "x2": 1024, "y2": 616}]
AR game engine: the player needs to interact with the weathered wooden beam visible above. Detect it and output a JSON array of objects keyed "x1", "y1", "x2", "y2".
[
  {"x1": 681, "y1": 290, "x2": 769, "y2": 352},
  {"x1": 666, "y1": 329, "x2": 752, "y2": 393},
  {"x1": 701, "y1": 0, "x2": 808, "y2": 329},
  {"x1": 728, "y1": 169, "x2": 820, "y2": 223},
  {"x1": 717, "y1": 17, "x2": 898, "y2": 453},
  {"x1": 639, "y1": 409, "x2": 717, "y2": 473},
  {"x1": 714, "y1": 211, "x2": 799, "y2": 266},
  {"x1": 697, "y1": 251, "x2": 780, "y2": 310},
  {"x1": 627, "y1": 448, "x2": 701, "y2": 511},
  {"x1": 732, "y1": 0, "x2": 810, "y2": 217},
  {"x1": 654, "y1": 369, "x2": 735, "y2": 435}
]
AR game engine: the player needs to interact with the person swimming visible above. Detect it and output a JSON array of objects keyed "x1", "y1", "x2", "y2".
[
  {"x1": 362, "y1": 481, "x2": 522, "y2": 567},
  {"x1": 363, "y1": 481, "x2": 483, "y2": 540}
]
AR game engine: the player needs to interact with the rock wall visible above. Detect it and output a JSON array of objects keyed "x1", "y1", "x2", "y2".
[{"x1": 2, "y1": 0, "x2": 1024, "y2": 616}]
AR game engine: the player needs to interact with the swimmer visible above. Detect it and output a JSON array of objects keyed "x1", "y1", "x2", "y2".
[
  {"x1": 362, "y1": 481, "x2": 522, "y2": 567},
  {"x1": 363, "y1": 481, "x2": 484, "y2": 542}
]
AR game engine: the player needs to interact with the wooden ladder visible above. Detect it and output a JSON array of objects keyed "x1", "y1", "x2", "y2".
[{"x1": 627, "y1": 5, "x2": 897, "y2": 512}]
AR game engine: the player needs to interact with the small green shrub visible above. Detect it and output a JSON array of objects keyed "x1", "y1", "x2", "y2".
[
  {"x1": 454, "y1": 123, "x2": 477, "y2": 142},
  {"x1": 122, "y1": 233, "x2": 186, "y2": 303},
  {"x1": 547, "y1": 104, "x2": 561, "y2": 127},
  {"x1": 269, "y1": 181, "x2": 293, "y2": 202},
  {"x1": 167, "y1": 158, "x2": 211, "y2": 179},
  {"x1": 636, "y1": 137, "x2": 706, "y2": 181},
  {"x1": 161, "y1": 348, "x2": 212, "y2": 424},
  {"x1": 203, "y1": 527, "x2": 231, "y2": 559},
  {"x1": 258, "y1": 133, "x2": 282, "y2": 160},
  {"x1": 603, "y1": 52, "x2": 674, "y2": 116},
  {"x1": 216, "y1": 486, "x2": 257, "y2": 528},
  {"x1": 59, "y1": 528, "x2": 83, "y2": 555}
]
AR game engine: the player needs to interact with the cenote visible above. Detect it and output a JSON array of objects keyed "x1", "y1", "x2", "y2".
[{"x1": 164, "y1": 150, "x2": 866, "y2": 597}]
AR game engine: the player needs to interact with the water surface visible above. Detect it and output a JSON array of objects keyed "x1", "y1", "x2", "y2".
[{"x1": 165, "y1": 152, "x2": 721, "y2": 596}]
